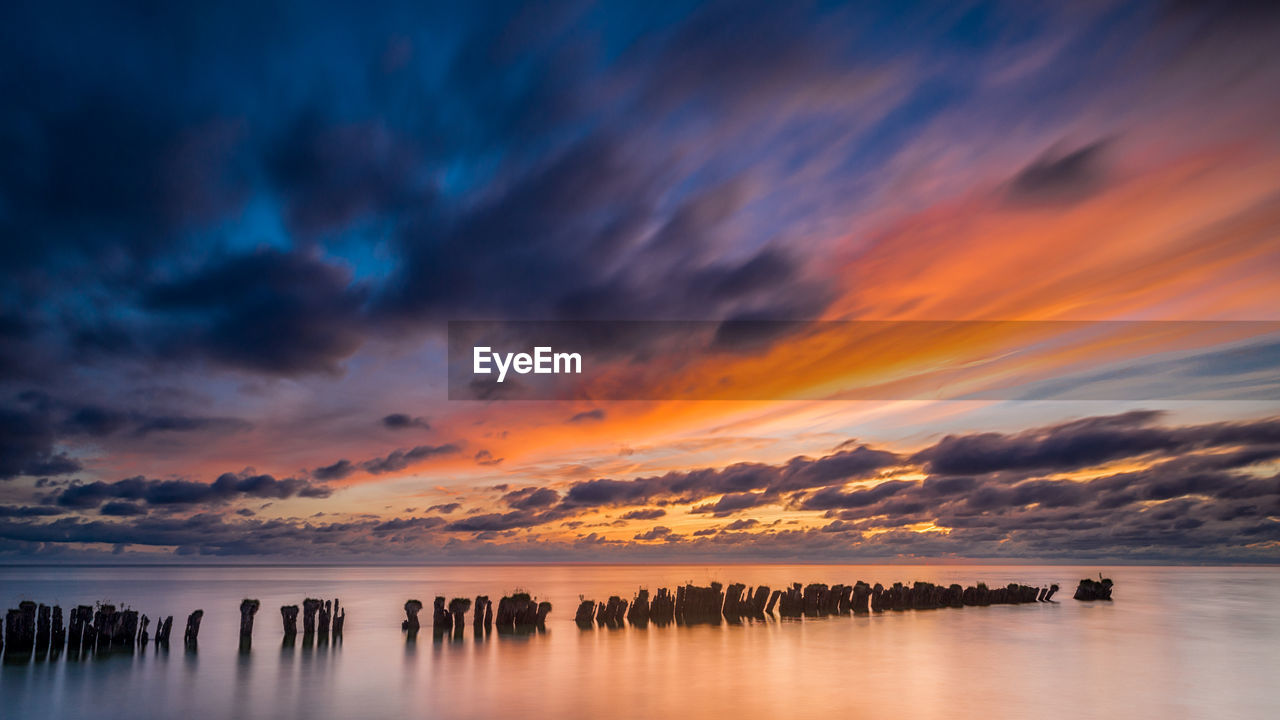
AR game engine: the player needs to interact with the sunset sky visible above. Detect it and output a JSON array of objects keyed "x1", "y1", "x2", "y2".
[{"x1": 2, "y1": 0, "x2": 1278, "y2": 562}]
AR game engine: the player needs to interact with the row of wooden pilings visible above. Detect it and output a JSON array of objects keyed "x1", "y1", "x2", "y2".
[
  {"x1": 573, "y1": 580, "x2": 1063, "y2": 627},
  {"x1": 2, "y1": 597, "x2": 345, "y2": 661},
  {"x1": 402, "y1": 593, "x2": 552, "y2": 637},
  {"x1": 2, "y1": 601, "x2": 198, "y2": 661}
]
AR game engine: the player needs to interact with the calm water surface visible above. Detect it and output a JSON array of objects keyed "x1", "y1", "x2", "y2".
[{"x1": 2, "y1": 564, "x2": 1277, "y2": 719}]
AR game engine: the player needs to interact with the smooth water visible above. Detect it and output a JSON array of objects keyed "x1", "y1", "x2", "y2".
[{"x1": 2, "y1": 565, "x2": 1277, "y2": 720}]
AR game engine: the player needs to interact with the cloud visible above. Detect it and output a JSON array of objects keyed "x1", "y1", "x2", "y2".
[
  {"x1": 1005, "y1": 139, "x2": 1113, "y2": 206},
  {"x1": 100, "y1": 501, "x2": 147, "y2": 517},
  {"x1": 141, "y1": 249, "x2": 370, "y2": 375},
  {"x1": 620, "y1": 508, "x2": 666, "y2": 520},
  {"x1": 0, "y1": 505, "x2": 66, "y2": 518},
  {"x1": 474, "y1": 449, "x2": 504, "y2": 466},
  {"x1": 562, "y1": 445, "x2": 900, "y2": 508},
  {"x1": 724, "y1": 518, "x2": 759, "y2": 531},
  {"x1": 912, "y1": 411, "x2": 1280, "y2": 475},
  {"x1": 633, "y1": 526, "x2": 672, "y2": 541},
  {"x1": 360, "y1": 444, "x2": 460, "y2": 475},
  {"x1": 797, "y1": 480, "x2": 914, "y2": 510},
  {"x1": 567, "y1": 409, "x2": 605, "y2": 424},
  {"x1": 502, "y1": 487, "x2": 560, "y2": 510},
  {"x1": 312, "y1": 459, "x2": 356, "y2": 481},
  {"x1": 444, "y1": 510, "x2": 547, "y2": 532},
  {"x1": 382, "y1": 413, "x2": 429, "y2": 430},
  {"x1": 131, "y1": 415, "x2": 252, "y2": 437},
  {"x1": 0, "y1": 399, "x2": 81, "y2": 480},
  {"x1": 55, "y1": 471, "x2": 332, "y2": 509},
  {"x1": 690, "y1": 491, "x2": 773, "y2": 517},
  {"x1": 427, "y1": 503, "x2": 461, "y2": 514}
]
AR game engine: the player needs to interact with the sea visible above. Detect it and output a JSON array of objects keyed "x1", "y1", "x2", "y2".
[{"x1": 2, "y1": 564, "x2": 1277, "y2": 719}]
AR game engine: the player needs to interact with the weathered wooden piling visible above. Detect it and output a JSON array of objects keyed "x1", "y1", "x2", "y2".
[
  {"x1": 1073, "y1": 578, "x2": 1113, "y2": 601},
  {"x1": 402, "y1": 599, "x2": 423, "y2": 633},
  {"x1": 36, "y1": 603, "x2": 51, "y2": 651},
  {"x1": 156, "y1": 615, "x2": 173, "y2": 645},
  {"x1": 238, "y1": 599, "x2": 260, "y2": 638},
  {"x1": 1043, "y1": 584, "x2": 1059, "y2": 601},
  {"x1": 432, "y1": 596, "x2": 451, "y2": 631},
  {"x1": 92, "y1": 605, "x2": 110, "y2": 648},
  {"x1": 4, "y1": 602, "x2": 37, "y2": 656},
  {"x1": 332, "y1": 599, "x2": 344, "y2": 637},
  {"x1": 575, "y1": 600, "x2": 595, "y2": 625},
  {"x1": 722, "y1": 583, "x2": 747, "y2": 618},
  {"x1": 302, "y1": 598, "x2": 322, "y2": 634},
  {"x1": 651, "y1": 588, "x2": 675, "y2": 624},
  {"x1": 675, "y1": 582, "x2": 724, "y2": 624},
  {"x1": 319, "y1": 600, "x2": 332, "y2": 635},
  {"x1": 628, "y1": 590, "x2": 650, "y2": 625},
  {"x1": 448, "y1": 598, "x2": 471, "y2": 630},
  {"x1": 473, "y1": 596, "x2": 491, "y2": 629},
  {"x1": 602, "y1": 596, "x2": 625, "y2": 625},
  {"x1": 138, "y1": 614, "x2": 150, "y2": 645},
  {"x1": 118, "y1": 610, "x2": 138, "y2": 649},
  {"x1": 281, "y1": 605, "x2": 299, "y2": 635},
  {"x1": 749, "y1": 586, "x2": 770, "y2": 616},
  {"x1": 51, "y1": 605, "x2": 66, "y2": 649},
  {"x1": 184, "y1": 609, "x2": 204, "y2": 647},
  {"x1": 495, "y1": 593, "x2": 543, "y2": 629},
  {"x1": 67, "y1": 605, "x2": 92, "y2": 651}
]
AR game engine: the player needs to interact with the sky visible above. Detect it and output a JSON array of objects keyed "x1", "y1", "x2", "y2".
[{"x1": 1, "y1": 0, "x2": 1279, "y2": 563}]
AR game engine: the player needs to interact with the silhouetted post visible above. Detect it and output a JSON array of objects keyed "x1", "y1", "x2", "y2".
[
  {"x1": 138, "y1": 614, "x2": 150, "y2": 645},
  {"x1": 184, "y1": 610, "x2": 204, "y2": 648},
  {"x1": 118, "y1": 610, "x2": 138, "y2": 650},
  {"x1": 651, "y1": 588, "x2": 675, "y2": 624},
  {"x1": 402, "y1": 599, "x2": 423, "y2": 635},
  {"x1": 51, "y1": 606, "x2": 66, "y2": 650},
  {"x1": 4, "y1": 602, "x2": 37, "y2": 657},
  {"x1": 1044, "y1": 584, "x2": 1059, "y2": 602},
  {"x1": 722, "y1": 583, "x2": 745, "y2": 618},
  {"x1": 66, "y1": 605, "x2": 85, "y2": 651},
  {"x1": 1073, "y1": 578, "x2": 1113, "y2": 601},
  {"x1": 36, "y1": 603, "x2": 51, "y2": 652},
  {"x1": 156, "y1": 616, "x2": 173, "y2": 645},
  {"x1": 302, "y1": 598, "x2": 322, "y2": 635},
  {"x1": 93, "y1": 605, "x2": 115, "y2": 649},
  {"x1": 239, "y1": 599, "x2": 260, "y2": 637},
  {"x1": 332, "y1": 599, "x2": 344, "y2": 637},
  {"x1": 575, "y1": 600, "x2": 595, "y2": 627},
  {"x1": 628, "y1": 590, "x2": 650, "y2": 625},
  {"x1": 281, "y1": 605, "x2": 299, "y2": 636},
  {"x1": 448, "y1": 598, "x2": 471, "y2": 634},
  {"x1": 432, "y1": 597, "x2": 451, "y2": 632}
]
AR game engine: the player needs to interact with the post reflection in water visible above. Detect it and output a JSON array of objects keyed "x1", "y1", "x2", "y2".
[{"x1": 2, "y1": 564, "x2": 1279, "y2": 720}]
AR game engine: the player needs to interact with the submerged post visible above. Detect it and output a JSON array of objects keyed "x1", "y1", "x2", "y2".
[
  {"x1": 302, "y1": 598, "x2": 322, "y2": 635},
  {"x1": 432, "y1": 597, "x2": 451, "y2": 632},
  {"x1": 36, "y1": 603, "x2": 51, "y2": 653},
  {"x1": 184, "y1": 610, "x2": 204, "y2": 648},
  {"x1": 51, "y1": 605, "x2": 66, "y2": 649},
  {"x1": 448, "y1": 598, "x2": 471, "y2": 633},
  {"x1": 239, "y1": 599, "x2": 260, "y2": 638},
  {"x1": 403, "y1": 599, "x2": 423, "y2": 634},
  {"x1": 281, "y1": 605, "x2": 299, "y2": 636}
]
